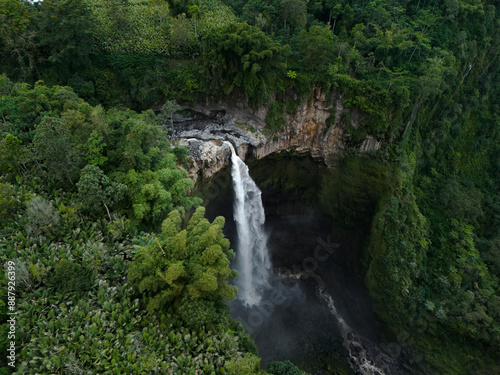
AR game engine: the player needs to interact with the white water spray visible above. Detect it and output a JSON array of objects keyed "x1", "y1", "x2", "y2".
[{"x1": 226, "y1": 141, "x2": 271, "y2": 306}]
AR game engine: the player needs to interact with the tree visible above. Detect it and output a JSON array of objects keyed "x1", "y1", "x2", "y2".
[
  {"x1": 106, "y1": 108, "x2": 169, "y2": 173},
  {"x1": 115, "y1": 163, "x2": 198, "y2": 227},
  {"x1": 170, "y1": 13, "x2": 197, "y2": 57},
  {"x1": 328, "y1": 1, "x2": 342, "y2": 31},
  {"x1": 351, "y1": 23, "x2": 366, "y2": 48},
  {"x1": 242, "y1": 0, "x2": 277, "y2": 32},
  {"x1": 26, "y1": 196, "x2": 60, "y2": 239},
  {"x1": 201, "y1": 22, "x2": 287, "y2": 103},
  {"x1": 225, "y1": 353, "x2": 265, "y2": 374},
  {"x1": 0, "y1": 0, "x2": 37, "y2": 80},
  {"x1": 34, "y1": 0, "x2": 95, "y2": 80},
  {"x1": 33, "y1": 116, "x2": 85, "y2": 188},
  {"x1": 189, "y1": 5, "x2": 200, "y2": 39},
  {"x1": 76, "y1": 164, "x2": 126, "y2": 220},
  {"x1": 298, "y1": 25, "x2": 336, "y2": 71},
  {"x1": 279, "y1": 0, "x2": 307, "y2": 33},
  {"x1": 104, "y1": 108, "x2": 200, "y2": 226},
  {"x1": 84, "y1": 130, "x2": 108, "y2": 166},
  {"x1": 0, "y1": 183, "x2": 18, "y2": 225},
  {"x1": 267, "y1": 360, "x2": 307, "y2": 375},
  {"x1": 0, "y1": 81, "x2": 80, "y2": 141},
  {"x1": 159, "y1": 100, "x2": 182, "y2": 129},
  {"x1": 0, "y1": 134, "x2": 25, "y2": 178},
  {"x1": 128, "y1": 207, "x2": 238, "y2": 314}
]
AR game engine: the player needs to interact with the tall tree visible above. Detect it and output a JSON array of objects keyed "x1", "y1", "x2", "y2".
[
  {"x1": 34, "y1": 0, "x2": 95, "y2": 81},
  {"x1": 128, "y1": 207, "x2": 238, "y2": 314},
  {"x1": 201, "y1": 22, "x2": 287, "y2": 103},
  {"x1": 33, "y1": 116, "x2": 85, "y2": 188},
  {"x1": 279, "y1": 0, "x2": 308, "y2": 33},
  {"x1": 0, "y1": 0, "x2": 38, "y2": 80},
  {"x1": 298, "y1": 25, "x2": 336, "y2": 71},
  {"x1": 189, "y1": 4, "x2": 201, "y2": 39},
  {"x1": 76, "y1": 164, "x2": 126, "y2": 220}
]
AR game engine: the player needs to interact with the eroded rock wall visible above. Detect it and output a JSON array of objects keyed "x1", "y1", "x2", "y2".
[{"x1": 173, "y1": 87, "x2": 379, "y2": 182}]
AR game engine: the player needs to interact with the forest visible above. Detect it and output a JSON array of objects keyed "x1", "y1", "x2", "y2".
[{"x1": 0, "y1": 0, "x2": 498, "y2": 374}]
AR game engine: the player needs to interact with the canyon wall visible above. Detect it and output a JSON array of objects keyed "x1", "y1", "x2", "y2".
[{"x1": 171, "y1": 86, "x2": 381, "y2": 182}]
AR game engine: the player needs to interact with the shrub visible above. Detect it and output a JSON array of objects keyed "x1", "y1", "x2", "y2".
[
  {"x1": 267, "y1": 360, "x2": 308, "y2": 375},
  {"x1": 26, "y1": 196, "x2": 60, "y2": 239}
]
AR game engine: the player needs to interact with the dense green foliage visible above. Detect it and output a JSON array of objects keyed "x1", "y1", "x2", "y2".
[
  {"x1": 128, "y1": 207, "x2": 237, "y2": 324},
  {"x1": 0, "y1": 82, "x2": 259, "y2": 374},
  {"x1": 0, "y1": 0, "x2": 499, "y2": 373},
  {"x1": 319, "y1": 15, "x2": 499, "y2": 372},
  {"x1": 266, "y1": 360, "x2": 308, "y2": 375},
  {"x1": 320, "y1": 155, "x2": 397, "y2": 225},
  {"x1": 0, "y1": 0, "x2": 495, "y2": 139}
]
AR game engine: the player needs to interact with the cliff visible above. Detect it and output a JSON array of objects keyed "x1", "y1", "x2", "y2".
[{"x1": 171, "y1": 86, "x2": 381, "y2": 182}]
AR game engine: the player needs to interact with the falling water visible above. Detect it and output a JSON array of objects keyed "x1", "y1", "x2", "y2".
[
  {"x1": 226, "y1": 141, "x2": 271, "y2": 306},
  {"x1": 275, "y1": 268, "x2": 391, "y2": 375},
  {"x1": 318, "y1": 289, "x2": 387, "y2": 375}
]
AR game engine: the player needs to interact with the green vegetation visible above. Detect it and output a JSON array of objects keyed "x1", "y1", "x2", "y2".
[
  {"x1": 267, "y1": 360, "x2": 308, "y2": 375},
  {"x1": 0, "y1": 0, "x2": 499, "y2": 373},
  {"x1": 128, "y1": 207, "x2": 237, "y2": 321},
  {"x1": 0, "y1": 82, "x2": 254, "y2": 374},
  {"x1": 251, "y1": 151, "x2": 327, "y2": 203}
]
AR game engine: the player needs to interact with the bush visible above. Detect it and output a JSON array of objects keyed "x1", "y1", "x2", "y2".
[
  {"x1": 267, "y1": 360, "x2": 308, "y2": 375},
  {"x1": 178, "y1": 296, "x2": 229, "y2": 331},
  {"x1": 26, "y1": 196, "x2": 60, "y2": 239},
  {"x1": 49, "y1": 259, "x2": 93, "y2": 294},
  {"x1": 224, "y1": 353, "x2": 264, "y2": 375},
  {"x1": 265, "y1": 101, "x2": 286, "y2": 132}
]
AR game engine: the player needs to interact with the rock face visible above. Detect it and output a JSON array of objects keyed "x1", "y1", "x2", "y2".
[{"x1": 170, "y1": 86, "x2": 380, "y2": 182}]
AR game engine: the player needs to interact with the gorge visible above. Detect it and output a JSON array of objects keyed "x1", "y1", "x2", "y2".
[
  {"x1": 1, "y1": 0, "x2": 497, "y2": 373},
  {"x1": 199, "y1": 139, "x2": 409, "y2": 374}
]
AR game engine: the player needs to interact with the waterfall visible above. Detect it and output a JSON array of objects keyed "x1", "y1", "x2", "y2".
[
  {"x1": 275, "y1": 268, "x2": 390, "y2": 375},
  {"x1": 226, "y1": 142, "x2": 271, "y2": 306},
  {"x1": 318, "y1": 288, "x2": 386, "y2": 375}
]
